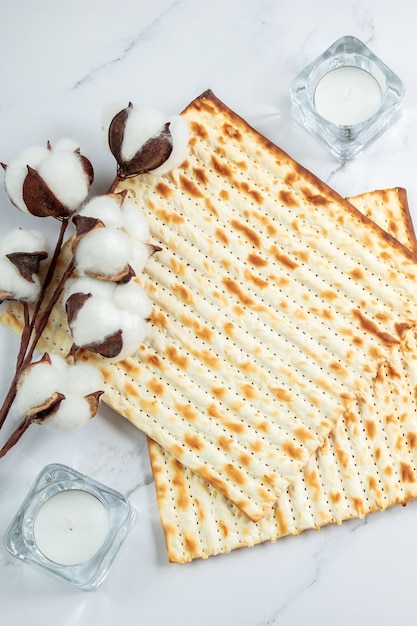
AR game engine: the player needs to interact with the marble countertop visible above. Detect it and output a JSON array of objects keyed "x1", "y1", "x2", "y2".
[{"x1": 1, "y1": 1, "x2": 416, "y2": 624}]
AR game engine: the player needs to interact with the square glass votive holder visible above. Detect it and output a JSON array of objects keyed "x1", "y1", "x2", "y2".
[
  {"x1": 4, "y1": 463, "x2": 135, "y2": 590},
  {"x1": 289, "y1": 35, "x2": 405, "y2": 161}
]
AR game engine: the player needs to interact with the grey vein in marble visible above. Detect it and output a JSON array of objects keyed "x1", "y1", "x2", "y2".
[{"x1": 69, "y1": 0, "x2": 181, "y2": 91}]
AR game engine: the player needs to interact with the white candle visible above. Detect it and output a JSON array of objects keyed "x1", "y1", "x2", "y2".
[
  {"x1": 314, "y1": 66, "x2": 383, "y2": 126},
  {"x1": 33, "y1": 490, "x2": 110, "y2": 566}
]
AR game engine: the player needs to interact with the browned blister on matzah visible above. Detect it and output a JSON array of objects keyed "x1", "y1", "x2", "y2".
[
  {"x1": 148, "y1": 186, "x2": 417, "y2": 562},
  {"x1": 3, "y1": 93, "x2": 417, "y2": 524}
]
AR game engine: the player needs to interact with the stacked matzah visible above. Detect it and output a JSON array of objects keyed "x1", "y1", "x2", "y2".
[{"x1": 3, "y1": 91, "x2": 417, "y2": 562}]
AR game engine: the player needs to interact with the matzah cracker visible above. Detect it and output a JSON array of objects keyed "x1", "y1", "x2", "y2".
[
  {"x1": 148, "y1": 187, "x2": 417, "y2": 562},
  {"x1": 112, "y1": 92, "x2": 417, "y2": 520},
  {"x1": 3, "y1": 93, "x2": 417, "y2": 523}
]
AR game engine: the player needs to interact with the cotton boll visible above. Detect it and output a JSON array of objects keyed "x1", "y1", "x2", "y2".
[
  {"x1": 0, "y1": 260, "x2": 41, "y2": 302},
  {"x1": 121, "y1": 201, "x2": 150, "y2": 242},
  {"x1": 14, "y1": 353, "x2": 103, "y2": 431},
  {"x1": 78, "y1": 195, "x2": 124, "y2": 228},
  {"x1": 0, "y1": 229, "x2": 48, "y2": 302},
  {"x1": 4, "y1": 142, "x2": 93, "y2": 218},
  {"x1": 4, "y1": 146, "x2": 49, "y2": 212},
  {"x1": 69, "y1": 292, "x2": 149, "y2": 360},
  {"x1": 69, "y1": 296, "x2": 122, "y2": 348},
  {"x1": 152, "y1": 116, "x2": 189, "y2": 175},
  {"x1": 15, "y1": 360, "x2": 62, "y2": 417},
  {"x1": 43, "y1": 395, "x2": 92, "y2": 431},
  {"x1": 37, "y1": 150, "x2": 90, "y2": 212},
  {"x1": 121, "y1": 107, "x2": 167, "y2": 162},
  {"x1": 113, "y1": 281, "x2": 152, "y2": 318},
  {"x1": 75, "y1": 227, "x2": 133, "y2": 277}
]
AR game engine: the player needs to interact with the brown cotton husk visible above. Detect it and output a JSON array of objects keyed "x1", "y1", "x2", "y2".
[
  {"x1": 85, "y1": 263, "x2": 136, "y2": 284},
  {"x1": 85, "y1": 390, "x2": 104, "y2": 417},
  {"x1": 121, "y1": 121, "x2": 173, "y2": 177},
  {"x1": 72, "y1": 214, "x2": 105, "y2": 240},
  {"x1": 22, "y1": 166, "x2": 72, "y2": 218},
  {"x1": 84, "y1": 328, "x2": 124, "y2": 359},
  {"x1": 147, "y1": 244, "x2": 163, "y2": 256},
  {"x1": 108, "y1": 103, "x2": 173, "y2": 178},
  {"x1": 6, "y1": 250, "x2": 48, "y2": 282},
  {"x1": 28, "y1": 391, "x2": 66, "y2": 423},
  {"x1": 65, "y1": 292, "x2": 91, "y2": 326},
  {"x1": 24, "y1": 352, "x2": 51, "y2": 369},
  {"x1": 79, "y1": 153, "x2": 94, "y2": 187},
  {"x1": 108, "y1": 105, "x2": 130, "y2": 167}
]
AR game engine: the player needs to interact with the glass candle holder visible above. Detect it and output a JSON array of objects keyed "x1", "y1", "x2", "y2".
[
  {"x1": 4, "y1": 463, "x2": 135, "y2": 590},
  {"x1": 289, "y1": 35, "x2": 405, "y2": 161}
]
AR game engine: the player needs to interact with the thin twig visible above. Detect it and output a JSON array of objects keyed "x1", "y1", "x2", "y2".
[
  {"x1": 24, "y1": 257, "x2": 75, "y2": 367},
  {"x1": 0, "y1": 416, "x2": 31, "y2": 458},
  {"x1": 107, "y1": 175, "x2": 121, "y2": 194}
]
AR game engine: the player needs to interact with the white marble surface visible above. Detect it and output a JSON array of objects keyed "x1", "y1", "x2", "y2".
[{"x1": 0, "y1": 1, "x2": 416, "y2": 624}]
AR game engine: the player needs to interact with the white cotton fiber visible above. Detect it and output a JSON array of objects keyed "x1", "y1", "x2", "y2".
[
  {"x1": 113, "y1": 281, "x2": 152, "y2": 318},
  {"x1": 0, "y1": 229, "x2": 48, "y2": 301},
  {"x1": 0, "y1": 265, "x2": 41, "y2": 302},
  {"x1": 14, "y1": 145, "x2": 50, "y2": 167},
  {"x1": 78, "y1": 195, "x2": 124, "y2": 228},
  {"x1": 75, "y1": 227, "x2": 133, "y2": 277},
  {"x1": 14, "y1": 354, "x2": 103, "y2": 428},
  {"x1": 121, "y1": 201, "x2": 150, "y2": 242},
  {"x1": 43, "y1": 395, "x2": 92, "y2": 431},
  {"x1": 53, "y1": 139, "x2": 81, "y2": 153},
  {"x1": 129, "y1": 242, "x2": 150, "y2": 275},
  {"x1": 66, "y1": 361, "x2": 103, "y2": 397},
  {"x1": 47, "y1": 354, "x2": 69, "y2": 377},
  {"x1": 113, "y1": 311, "x2": 148, "y2": 361},
  {"x1": 64, "y1": 275, "x2": 114, "y2": 301},
  {"x1": 152, "y1": 116, "x2": 189, "y2": 175},
  {"x1": 121, "y1": 107, "x2": 167, "y2": 162},
  {"x1": 0, "y1": 228, "x2": 47, "y2": 255}
]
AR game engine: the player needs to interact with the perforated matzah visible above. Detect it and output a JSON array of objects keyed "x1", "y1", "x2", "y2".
[
  {"x1": 111, "y1": 92, "x2": 417, "y2": 521},
  {"x1": 147, "y1": 187, "x2": 417, "y2": 562}
]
